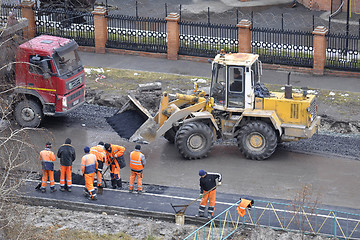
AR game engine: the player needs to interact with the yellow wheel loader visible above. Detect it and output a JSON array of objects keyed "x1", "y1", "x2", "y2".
[{"x1": 109, "y1": 50, "x2": 320, "y2": 160}]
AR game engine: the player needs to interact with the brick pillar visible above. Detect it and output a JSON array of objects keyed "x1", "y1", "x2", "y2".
[
  {"x1": 20, "y1": 0, "x2": 36, "y2": 39},
  {"x1": 92, "y1": 6, "x2": 107, "y2": 54},
  {"x1": 312, "y1": 26, "x2": 328, "y2": 75},
  {"x1": 165, "y1": 13, "x2": 180, "y2": 60},
  {"x1": 237, "y1": 19, "x2": 252, "y2": 53}
]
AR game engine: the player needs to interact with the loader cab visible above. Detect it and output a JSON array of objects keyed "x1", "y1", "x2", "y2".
[{"x1": 210, "y1": 52, "x2": 262, "y2": 111}]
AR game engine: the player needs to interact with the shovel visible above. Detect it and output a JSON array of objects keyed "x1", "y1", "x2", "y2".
[
  {"x1": 97, "y1": 158, "x2": 115, "y2": 195},
  {"x1": 170, "y1": 185, "x2": 217, "y2": 224}
]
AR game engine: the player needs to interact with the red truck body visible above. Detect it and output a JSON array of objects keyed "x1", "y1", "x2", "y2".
[{"x1": 13, "y1": 35, "x2": 85, "y2": 127}]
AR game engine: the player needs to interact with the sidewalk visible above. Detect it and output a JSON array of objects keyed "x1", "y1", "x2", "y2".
[{"x1": 79, "y1": 51, "x2": 360, "y2": 93}]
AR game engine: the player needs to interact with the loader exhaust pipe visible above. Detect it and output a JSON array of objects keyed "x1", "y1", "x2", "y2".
[{"x1": 285, "y1": 72, "x2": 292, "y2": 99}]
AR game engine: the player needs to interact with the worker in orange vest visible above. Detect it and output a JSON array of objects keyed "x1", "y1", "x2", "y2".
[
  {"x1": 129, "y1": 145, "x2": 146, "y2": 194},
  {"x1": 196, "y1": 170, "x2": 222, "y2": 219},
  {"x1": 81, "y1": 146, "x2": 98, "y2": 200},
  {"x1": 104, "y1": 143, "x2": 126, "y2": 189},
  {"x1": 39, "y1": 142, "x2": 57, "y2": 193},
  {"x1": 90, "y1": 141, "x2": 106, "y2": 188},
  {"x1": 57, "y1": 138, "x2": 76, "y2": 192},
  {"x1": 237, "y1": 198, "x2": 254, "y2": 217}
]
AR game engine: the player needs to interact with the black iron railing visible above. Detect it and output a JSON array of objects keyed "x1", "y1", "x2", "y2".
[
  {"x1": 326, "y1": 33, "x2": 360, "y2": 72},
  {"x1": 251, "y1": 28, "x2": 314, "y2": 68},
  {"x1": 179, "y1": 21, "x2": 238, "y2": 58},
  {"x1": 0, "y1": 3, "x2": 21, "y2": 26},
  {"x1": 35, "y1": 8, "x2": 95, "y2": 46},
  {"x1": 106, "y1": 15, "x2": 167, "y2": 53}
]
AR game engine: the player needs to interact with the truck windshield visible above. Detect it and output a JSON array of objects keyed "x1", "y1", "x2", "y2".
[{"x1": 53, "y1": 50, "x2": 82, "y2": 76}]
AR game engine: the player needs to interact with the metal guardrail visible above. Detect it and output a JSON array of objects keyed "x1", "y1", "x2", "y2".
[
  {"x1": 1, "y1": 4, "x2": 359, "y2": 72},
  {"x1": 179, "y1": 21, "x2": 238, "y2": 58},
  {"x1": 185, "y1": 200, "x2": 360, "y2": 240},
  {"x1": 106, "y1": 14, "x2": 167, "y2": 53},
  {"x1": 34, "y1": 8, "x2": 95, "y2": 47}
]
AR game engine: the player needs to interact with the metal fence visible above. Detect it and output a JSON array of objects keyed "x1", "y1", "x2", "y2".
[
  {"x1": 326, "y1": 33, "x2": 360, "y2": 72},
  {"x1": 185, "y1": 200, "x2": 360, "y2": 240},
  {"x1": 251, "y1": 28, "x2": 314, "y2": 68},
  {"x1": 106, "y1": 15, "x2": 167, "y2": 53},
  {"x1": 179, "y1": 21, "x2": 238, "y2": 58},
  {"x1": 35, "y1": 8, "x2": 95, "y2": 46},
  {"x1": 0, "y1": 3, "x2": 21, "y2": 27}
]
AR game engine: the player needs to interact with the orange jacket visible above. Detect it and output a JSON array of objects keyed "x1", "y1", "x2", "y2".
[
  {"x1": 106, "y1": 144, "x2": 125, "y2": 165},
  {"x1": 237, "y1": 199, "x2": 253, "y2": 217},
  {"x1": 81, "y1": 153, "x2": 98, "y2": 174},
  {"x1": 90, "y1": 145, "x2": 106, "y2": 162},
  {"x1": 130, "y1": 150, "x2": 145, "y2": 171},
  {"x1": 39, "y1": 148, "x2": 56, "y2": 171}
]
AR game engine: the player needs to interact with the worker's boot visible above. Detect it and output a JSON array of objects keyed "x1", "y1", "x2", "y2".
[
  {"x1": 41, "y1": 188, "x2": 46, "y2": 193},
  {"x1": 196, "y1": 205, "x2": 206, "y2": 217},
  {"x1": 117, "y1": 179, "x2": 122, "y2": 189},
  {"x1": 111, "y1": 179, "x2": 117, "y2": 189},
  {"x1": 50, "y1": 187, "x2": 57, "y2": 193},
  {"x1": 207, "y1": 206, "x2": 214, "y2": 219},
  {"x1": 60, "y1": 186, "x2": 65, "y2": 192}
]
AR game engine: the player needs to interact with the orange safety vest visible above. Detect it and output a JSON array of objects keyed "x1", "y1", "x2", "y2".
[
  {"x1": 90, "y1": 145, "x2": 106, "y2": 162},
  {"x1": 81, "y1": 153, "x2": 97, "y2": 174},
  {"x1": 237, "y1": 199, "x2": 253, "y2": 217},
  {"x1": 106, "y1": 145, "x2": 125, "y2": 164},
  {"x1": 39, "y1": 149, "x2": 56, "y2": 171},
  {"x1": 130, "y1": 150, "x2": 144, "y2": 171}
]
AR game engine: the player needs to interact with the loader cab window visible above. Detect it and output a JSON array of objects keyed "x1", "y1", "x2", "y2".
[
  {"x1": 228, "y1": 66, "x2": 245, "y2": 108},
  {"x1": 251, "y1": 60, "x2": 261, "y2": 86},
  {"x1": 210, "y1": 63, "x2": 226, "y2": 106},
  {"x1": 29, "y1": 55, "x2": 52, "y2": 75}
]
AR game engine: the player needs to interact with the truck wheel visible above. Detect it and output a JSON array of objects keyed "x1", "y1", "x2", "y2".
[
  {"x1": 175, "y1": 122, "x2": 214, "y2": 159},
  {"x1": 164, "y1": 127, "x2": 176, "y2": 144},
  {"x1": 14, "y1": 100, "x2": 43, "y2": 128},
  {"x1": 237, "y1": 121, "x2": 277, "y2": 160}
]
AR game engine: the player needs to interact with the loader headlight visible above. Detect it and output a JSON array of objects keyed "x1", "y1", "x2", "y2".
[
  {"x1": 62, "y1": 97, "x2": 67, "y2": 108},
  {"x1": 306, "y1": 107, "x2": 310, "y2": 112}
]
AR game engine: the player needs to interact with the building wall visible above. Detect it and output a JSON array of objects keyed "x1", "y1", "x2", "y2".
[{"x1": 298, "y1": 0, "x2": 360, "y2": 13}]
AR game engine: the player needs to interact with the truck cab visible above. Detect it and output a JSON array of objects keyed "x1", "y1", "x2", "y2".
[{"x1": 14, "y1": 35, "x2": 85, "y2": 127}]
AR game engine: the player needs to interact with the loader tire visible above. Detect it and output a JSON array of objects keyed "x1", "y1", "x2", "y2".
[
  {"x1": 175, "y1": 122, "x2": 214, "y2": 160},
  {"x1": 164, "y1": 127, "x2": 177, "y2": 144},
  {"x1": 237, "y1": 121, "x2": 277, "y2": 160},
  {"x1": 14, "y1": 100, "x2": 43, "y2": 128}
]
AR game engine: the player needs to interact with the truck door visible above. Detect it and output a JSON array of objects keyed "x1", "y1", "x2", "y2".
[
  {"x1": 28, "y1": 55, "x2": 55, "y2": 103},
  {"x1": 227, "y1": 66, "x2": 245, "y2": 108}
]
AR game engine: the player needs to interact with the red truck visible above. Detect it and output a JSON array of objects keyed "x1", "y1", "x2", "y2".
[{"x1": 10, "y1": 35, "x2": 85, "y2": 127}]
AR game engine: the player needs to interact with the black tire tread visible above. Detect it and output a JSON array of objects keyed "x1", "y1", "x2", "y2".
[
  {"x1": 175, "y1": 122, "x2": 214, "y2": 160},
  {"x1": 14, "y1": 100, "x2": 43, "y2": 128},
  {"x1": 237, "y1": 121, "x2": 277, "y2": 160}
]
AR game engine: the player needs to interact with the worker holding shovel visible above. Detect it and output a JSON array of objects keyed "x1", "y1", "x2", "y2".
[
  {"x1": 197, "y1": 170, "x2": 222, "y2": 219},
  {"x1": 90, "y1": 141, "x2": 106, "y2": 190}
]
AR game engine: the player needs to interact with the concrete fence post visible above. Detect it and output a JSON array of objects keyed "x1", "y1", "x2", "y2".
[
  {"x1": 92, "y1": 6, "x2": 107, "y2": 54},
  {"x1": 20, "y1": 0, "x2": 36, "y2": 39},
  {"x1": 237, "y1": 19, "x2": 252, "y2": 53},
  {"x1": 312, "y1": 26, "x2": 329, "y2": 75},
  {"x1": 165, "y1": 13, "x2": 180, "y2": 60}
]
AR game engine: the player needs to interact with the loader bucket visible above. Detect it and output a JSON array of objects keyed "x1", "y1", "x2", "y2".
[{"x1": 106, "y1": 95, "x2": 158, "y2": 143}]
